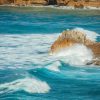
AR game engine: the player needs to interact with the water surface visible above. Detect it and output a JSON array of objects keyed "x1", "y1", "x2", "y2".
[{"x1": 0, "y1": 7, "x2": 100, "y2": 100}]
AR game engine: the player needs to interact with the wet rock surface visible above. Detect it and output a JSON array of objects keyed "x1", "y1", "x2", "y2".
[
  {"x1": 50, "y1": 29, "x2": 100, "y2": 65},
  {"x1": 0, "y1": 0, "x2": 100, "y2": 7}
]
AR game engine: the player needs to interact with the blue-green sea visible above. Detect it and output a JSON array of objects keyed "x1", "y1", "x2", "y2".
[{"x1": 0, "y1": 6, "x2": 100, "y2": 100}]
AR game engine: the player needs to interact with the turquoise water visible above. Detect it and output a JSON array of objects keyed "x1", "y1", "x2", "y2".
[{"x1": 0, "y1": 7, "x2": 100, "y2": 100}]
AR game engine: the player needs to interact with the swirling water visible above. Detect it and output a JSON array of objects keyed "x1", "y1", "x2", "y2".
[{"x1": 0, "y1": 6, "x2": 100, "y2": 100}]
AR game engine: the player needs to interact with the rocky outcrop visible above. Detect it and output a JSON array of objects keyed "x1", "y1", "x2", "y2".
[
  {"x1": 57, "y1": 0, "x2": 100, "y2": 8},
  {"x1": 50, "y1": 29, "x2": 100, "y2": 65},
  {"x1": 16, "y1": 0, "x2": 48, "y2": 6},
  {"x1": 0, "y1": 0, "x2": 48, "y2": 6},
  {"x1": 0, "y1": 0, "x2": 100, "y2": 7},
  {"x1": 50, "y1": 29, "x2": 95, "y2": 54},
  {"x1": 87, "y1": 43, "x2": 100, "y2": 65}
]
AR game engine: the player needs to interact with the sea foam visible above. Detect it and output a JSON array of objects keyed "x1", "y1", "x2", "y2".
[
  {"x1": 0, "y1": 77, "x2": 50, "y2": 94},
  {"x1": 50, "y1": 28, "x2": 99, "y2": 65},
  {"x1": 52, "y1": 44, "x2": 94, "y2": 65},
  {"x1": 45, "y1": 61, "x2": 61, "y2": 72},
  {"x1": 0, "y1": 28, "x2": 99, "y2": 69}
]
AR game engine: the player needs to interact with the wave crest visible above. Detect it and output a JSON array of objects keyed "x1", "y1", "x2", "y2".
[
  {"x1": 0, "y1": 78, "x2": 50, "y2": 94},
  {"x1": 50, "y1": 28, "x2": 100, "y2": 65}
]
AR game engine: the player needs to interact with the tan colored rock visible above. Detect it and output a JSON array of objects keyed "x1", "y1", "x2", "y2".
[
  {"x1": 87, "y1": 43, "x2": 100, "y2": 58},
  {"x1": 0, "y1": 0, "x2": 9, "y2": 5},
  {"x1": 50, "y1": 38, "x2": 77, "y2": 54},
  {"x1": 50, "y1": 29, "x2": 95, "y2": 54},
  {"x1": 0, "y1": 0, "x2": 48, "y2": 5},
  {"x1": 50, "y1": 29, "x2": 100, "y2": 65},
  {"x1": 57, "y1": 0, "x2": 100, "y2": 7},
  {"x1": 0, "y1": 0, "x2": 100, "y2": 7}
]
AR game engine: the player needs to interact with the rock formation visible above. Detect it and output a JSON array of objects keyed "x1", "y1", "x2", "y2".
[
  {"x1": 15, "y1": 0, "x2": 48, "y2": 6},
  {"x1": 0, "y1": 0, "x2": 100, "y2": 8},
  {"x1": 0, "y1": 0, "x2": 48, "y2": 6},
  {"x1": 50, "y1": 29, "x2": 100, "y2": 65},
  {"x1": 57, "y1": 0, "x2": 100, "y2": 8}
]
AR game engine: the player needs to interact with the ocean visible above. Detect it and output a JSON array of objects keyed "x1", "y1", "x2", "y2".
[{"x1": 0, "y1": 6, "x2": 100, "y2": 100}]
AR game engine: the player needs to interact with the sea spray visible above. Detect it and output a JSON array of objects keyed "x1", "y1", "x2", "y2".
[
  {"x1": 0, "y1": 78, "x2": 50, "y2": 94},
  {"x1": 52, "y1": 44, "x2": 94, "y2": 65}
]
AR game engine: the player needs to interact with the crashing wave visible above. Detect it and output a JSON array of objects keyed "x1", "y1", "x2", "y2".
[
  {"x1": 50, "y1": 28, "x2": 100, "y2": 65},
  {"x1": 45, "y1": 61, "x2": 61, "y2": 72},
  {"x1": 0, "y1": 77, "x2": 50, "y2": 94}
]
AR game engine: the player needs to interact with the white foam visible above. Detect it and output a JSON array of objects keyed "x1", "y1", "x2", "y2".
[
  {"x1": 45, "y1": 61, "x2": 61, "y2": 72},
  {"x1": 1, "y1": 5, "x2": 100, "y2": 10},
  {"x1": 0, "y1": 33, "x2": 59, "y2": 69},
  {"x1": 84, "y1": 6, "x2": 100, "y2": 10},
  {"x1": 53, "y1": 44, "x2": 94, "y2": 65},
  {"x1": 0, "y1": 28, "x2": 98, "y2": 69},
  {"x1": 73, "y1": 27, "x2": 99, "y2": 41},
  {"x1": 0, "y1": 78, "x2": 50, "y2": 94}
]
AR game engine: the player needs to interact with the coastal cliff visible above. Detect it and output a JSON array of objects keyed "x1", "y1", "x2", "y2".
[
  {"x1": 0, "y1": 0, "x2": 48, "y2": 6},
  {"x1": 57, "y1": 0, "x2": 100, "y2": 8},
  {"x1": 50, "y1": 29, "x2": 100, "y2": 65},
  {"x1": 0, "y1": 0, "x2": 100, "y2": 8}
]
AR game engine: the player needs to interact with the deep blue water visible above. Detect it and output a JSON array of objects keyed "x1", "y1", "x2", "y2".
[{"x1": 0, "y1": 6, "x2": 100, "y2": 100}]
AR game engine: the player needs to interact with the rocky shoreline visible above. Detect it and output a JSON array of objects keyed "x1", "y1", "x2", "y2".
[{"x1": 0, "y1": 0, "x2": 100, "y2": 9}]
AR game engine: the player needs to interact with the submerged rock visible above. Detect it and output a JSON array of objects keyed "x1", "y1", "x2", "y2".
[{"x1": 50, "y1": 29, "x2": 100, "y2": 65}]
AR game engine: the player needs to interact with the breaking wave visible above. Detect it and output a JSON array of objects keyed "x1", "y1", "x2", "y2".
[
  {"x1": 0, "y1": 27, "x2": 99, "y2": 70},
  {"x1": 52, "y1": 44, "x2": 94, "y2": 65},
  {"x1": 50, "y1": 27, "x2": 99, "y2": 66},
  {"x1": 0, "y1": 77, "x2": 50, "y2": 94}
]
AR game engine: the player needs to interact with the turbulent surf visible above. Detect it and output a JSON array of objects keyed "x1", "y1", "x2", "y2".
[{"x1": 0, "y1": 7, "x2": 100, "y2": 100}]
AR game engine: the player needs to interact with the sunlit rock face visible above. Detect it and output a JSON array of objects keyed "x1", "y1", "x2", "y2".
[
  {"x1": 0, "y1": 0, "x2": 100, "y2": 7},
  {"x1": 0, "y1": 0, "x2": 48, "y2": 5},
  {"x1": 50, "y1": 29, "x2": 94, "y2": 54},
  {"x1": 57, "y1": 0, "x2": 100, "y2": 8},
  {"x1": 87, "y1": 43, "x2": 100, "y2": 65},
  {"x1": 50, "y1": 29, "x2": 100, "y2": 65},
  {"x1": 15, "y1": 0, "x2": 48, "y2": 6}
]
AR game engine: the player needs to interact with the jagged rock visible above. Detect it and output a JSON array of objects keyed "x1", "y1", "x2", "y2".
[
  {"x1": 0, "y1": 0, "x2": 48, "y2": 6},
  {"x1": 87, "y1": 43, "x2": 100, "y2": 58},
  {"x1": 15, "y1": 0, "x2": 48, "y2": 6},
  {"x1": 57, "y1": 0, "x2": 100, "y2": 7},
  {"x1": 50, "y1": 29, "x2": 100, "y2": 65},
  {"x1": 50, "y1": 29, "x2": 95, "y2": 54},
  {"x1": 74, "y1": 4, "x2": 84, "y2": 8},
  {"x1": 87, "y1": 58, "x2": 100, "y2": 65},
  {"x1": 0, "y1": 0, "x2": 100, "y2": 7}
]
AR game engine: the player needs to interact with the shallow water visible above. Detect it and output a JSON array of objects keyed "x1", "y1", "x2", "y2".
[{"x1": 0, "y1": 7, "x2": 100, "y2": 100}]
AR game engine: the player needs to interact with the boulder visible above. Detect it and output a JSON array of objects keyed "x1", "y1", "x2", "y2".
[
  {"x1": 50, "y1": 29, "x2": 100, "y2": 65},
  {"x1": 50, "y1": 29, "x2": 95, "y2": 54},
  {"x1": 0, "y1": 0, "x2": 100, "y2": 7}
]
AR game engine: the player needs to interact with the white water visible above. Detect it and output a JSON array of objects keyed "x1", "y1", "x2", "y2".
[
  {"x1": 53, "y1": 44, "x2": 94, "y2": 65},
  {"x1": 0, "y1": 28, "x2": 99, "y2": 70},
  {"x1": 49, "y1": 28, "x2": 99, "y2": 66},
  {"x1": 45, "y1": 61, "x2": 61, "y2": 72},
  {"x1": 0, "y1": 77, "x2": 50, "y2": 94},
  {"x1": 1, "y1": 5, "x2": 100, "y2": 10}
]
